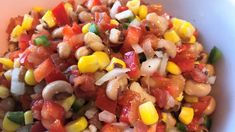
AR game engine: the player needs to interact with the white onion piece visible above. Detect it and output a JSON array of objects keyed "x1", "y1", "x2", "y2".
[
  {"x1": 11, "y1": 68, "x2": 25, "y2": 96},
  {"x1": 159, "y1": 53, "x2": 169, "y2": 76},
  {"x1": 115, "y1": 10, "x2": 134, "y2": 20},
  {"x1": 143, "y1": 40, "x2": 155, "y2": 58},
  {"x1": 208, "y1": 76, "x2": 216, "y2": 84},
  {"x1": 85, "y1": 107, "x2": 98, "y2": 119},
  {"x1": 129, "y1": 19, "x2": 141, "y2": 27},
  {"x1": 140, "y1": 58, "x2": 161, "y2": 76},
  {"x1": 95, "y1": 68, "x2": 130, "y2": 86},
  {"x1": 110, "y1": 0, "x2": 121, "y2": 18},
  {"x1": 165, "y1": 93, "x2": 176, "y2": 109},
  {"x1": 98, "y1": 110, "x2": 116, "y2": 123},
  {"x1": 155, "y1": 51, "x2": 164, "y2": 58},
  {"x1": 109, "y1": 28, "x2": 121, "y2": 44},
  {"x1": 131, "y1": 44, "x2": 144, "y2": 54}
]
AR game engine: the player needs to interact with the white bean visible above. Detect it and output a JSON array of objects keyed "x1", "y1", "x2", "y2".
[
  {"x1": 157, "y1": 39, "x2": 177, "y2": 58},
  {"x1": 75, "y1": 46, "x2": 91, "y2": 60},
  {"x1": 204, "y1": 97, "x2": 216, "y2": 115},
  {"x1": 98, "y1": 110, "x2": 116, "y2": 123},
  {"x1": 57, "y1": 42, "x2": 71, "y2": 59},
  {"x1": 146, "y1": 13, "x2": 168, "y2": 33},
  {"x1": 52, "y1": 27, "x2": 64, "y2": 38},
  {"x1": 106, "y1": 79, "x2": 120, "y2": 100},
  {"x1": 89, "y1": 42, "x2": 105, "y2": 51},
  {"x1": 185, "y1": 80, "x2": 211, "y2": 97},
  {"x1": 109, "y1": 28, "x2": 121, "y2": 44},
  {"x1": 84, "y1": 32, "x2": 102, "y2": 44},
  {"x1": 78, "y1": 11, "x2": 93, "y2": 23}
]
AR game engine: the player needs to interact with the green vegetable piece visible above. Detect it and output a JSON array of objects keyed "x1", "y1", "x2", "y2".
[
  {"x1": 138, "y1": 53, "x2": 147, "y2": 63},
  {"x1": 127, "y1": 16, "x2": 135, "y2": 23},
  {"x1": 7, "y1": 112, "x2": 25, "y2": 125},
  {"x1": 208, "y1": 46, "x2": 222, "y2": 64},
  {"x1": 204, "y1": 116, "x2": 212, "y2": 130},
  {"x1": 123, "y1": 23, "x2": 129, "y2": 29},
  {"x1": 34, "y1": 35, "x2": 51, "y2": 46},
  {"x1": 89, "y1": 24, "x2": 99, "y2": 35},
  {"x1": 72, "y1": 98, "x2": 86, "y2": 112},
  {"x1": 176, "y1": 122, "x2": 187, "y2": 132}
]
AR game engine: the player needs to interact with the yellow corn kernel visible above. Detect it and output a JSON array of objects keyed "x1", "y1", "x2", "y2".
[
  {"x1": 164, "y1": 30, "x2": 181, "y2": 43},
  {"x1": 178, "y1": 22, "x2": 195, "y2": 39},
  {"x1": 171, "y1": 18, "x2": 185, "y2": 31},
  {"x1": 82, "y1": 23, "x2": 91, "y2": 34},
  {"x1": 11, "y1": 25, "x2": 24, "y2": 39},
  {"x1": 0, "y1": 58, "x2": 14, "y2": 69},
  {"x1": 0, "y1": 85, "x2": 9, "y2": 99},
  {"x1": 106, "y1": 57, "x2": 126, "y2": 71},
  {"x1": 176, "y1": 92, "x2": 184, "y2": 101},
  {"x1": 162, "y1": 112, "x2": 167, "y2": 123},
  {"x1": 3, "y1": 113, "x2": 21, "y2": 132},
  {"x1": 25, "y1": 69, "x2": 37, "y2": 86},
  {"x1": 65, "y1": 116, "x2": 88, "y2": 132},
  {"x1": 64, "y1": 2, "x2": 73, "y2": 13},
  {"x1": 32, "y1": 6, "x2": 44, "y2": 13},
  {"x1": 194, "y1": 61, "x2": 200, "y2": 65},
  {"x1": 189, "y1": 35, "x2": 196, "y2": 44},
  {"x1": 24, "y1": 110, "x2": 33, "y2": 125},
  {"x1": 126, "y1": 0, "x2": 140, "y2": 14},
  {"x1": 179, "y1": 107, "x2": 194, "y2": 125},
  {"x1": 93, "y1": 51, "x2": 110, "y2": 70},
  {"x1": 166, "y1": 61, "x2": 181, "y2": 75},
  {"x1": 22, "y1": 14, "x2": 34, "y2": 30},
  {"x1": 42, "y1": 10, "x2": 56, "y2": 28},
  {"x1": 4, "y1": 70, "x2": 12, "y2": 81},
  {"x1": 139, "y1": 101, "x2": 159, "y2": 125},
  {"x1": 110, "y1": 19, "x2": 119, "y2": 26},
  {"x1": 78, "y1": 55, "x2": 99, "y2": 73},
  {"x1": 59, "y1": 95, "x2": 76, "y2": 111},
  {"x1": 184, "y1": 95, "x2": 198, "y2": 103},
  {"x1": 138, "y1": 5, "x2": 148, "y2": 20}
]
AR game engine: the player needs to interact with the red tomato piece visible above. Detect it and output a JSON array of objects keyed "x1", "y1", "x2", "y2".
[
  {"x1": 6, "y1": 16, "x2": 23, "y2": 34},
  {"x1": 34, "y1": 58, "x2": 55, "y2": 82},
  {"x1": 73, "y1": 74, "x2": 96, "y2": 92},
  {"x1": 9, "y1": 50, "x2": 22, "y2": 60},
  {"x1": 86, "y1": 0, "x2": 101, "y2": 10},
  {"x1": 121, "y1": 26, "x2": 142, "y2": 53},
  {"x1": 52, "y1": 2, "x2": 70, "y2": 26},
  {"x1": 50, "y1": 119, "x2": 65, "y2": 132},
  {"x1": 95, "y1": 12, "x2": 112, "y2": 31},
  {"x1": 19, "y1": 34, "x2": 30, "y2": 51},
  {"x1": 118, "y1": 6, "x2": 128, "y2": 13},
  {"x1": 192, "y1": 96, "x2": 211, "y2": 116},
  {"x1": 156, "y1": 122, "x2": 166, "y2": 132},
  {"x1": 151, "y1": 88, "x2": 167, "y2": 108},
  {"x1": 31, "y1": 100, "x2": 44, "y2": 120},
  {"x1": 187, "y1": 117, "x2": 201, "y2": 131},
  {"x1": 45, "y1": 68, "x2": 67, "y2": 83},
  {"x1": 101, "y1": 124, "x2": 121, "y2": 132},
  {"x1": 134, "y1": 120, "x2": 148, "y2": 132},
  {"x1": 124, "y1": 51, "x2": 141, "y2": 79},
  {"x1": 31, "y1": 121, "x2": 46, "y2": 132},
  {"x1": 96, "y1": 88, "x2": 117, "y2": 114},
  {"x1": 190, "y1": 67, "x2": 207, "y2": 83}
]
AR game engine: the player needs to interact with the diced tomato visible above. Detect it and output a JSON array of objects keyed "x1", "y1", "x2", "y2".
[
  {"x1": 52, "y1": 2, "x2": 70, "y2": 26},
  {"x1": 34, "y1": 58, "x2": 55, "y2": 82},
  {"x1": 118, "y1": 90, "x2": 141, "y2": 124},
  {"x1": 165, "y1": 85, "x2": 181, "y2": 98},
  {"x1": 190, "y1": 67, "x2": 207, "y2": 83},
  {"x1": 156, "y1": 122, "x2": 166, "y2": 132},
  {"x1": 0, "y1": 64, "x2": 2, "y2": 72},
  {"x1": 73, "y1": 74, "x2": 96, "y2": 92},
  {"x1": 96, "y1": 88, "x2": 117, "y2": 114},
  {"x1": 45, "y1": 68, "x2": 67, "y2": 83},
  {"x1": 124, "y1": 51, "x2": 141, "y2": 79},
  {"x1": 31, "y1": 121, "x2": 46, "y2": 132},
  {"x1": 50, "y1": 119, "x2": 65, "y2": 132},
  {"x1": 31, "y1": 100, "x2": 44, "y2": 120},
  {"x1": 118, "y1": 6, "x2": 128, "y2": 13},
  {"x1": 95, "y1": 12, "x2": 113, "y2": 31},
  {"x1": 19, "y1": 34, "x2": 30, "y2": 51},
  {"x1": 101, "y1": 124, "x2": 121, "y2": 132},
  {"x1": 121, "y1": 26, "x2": 142, "y2": 53},
  {"x1": 41, "y1": 101, "x2": 65, "y2": 124},
  {"x1": 86, "y1": 0, "x2": 101, "y2": 10},
  {"x1": 187, "y1": 117, "x2": 201, "y2": 131},
  {"x1": 151, "y1": 88, "x2": 167, "y2": 108},
  {"x1": 134, "y1": 120, "x2": 148, "y2": 132},
  {"x1": 192, "y1": 96, "x2": 211, "y2": 116},
  {"x1": 147, "y1": 4, "x2": 164, "y2": 15},
  {"x1": 6, "y1": 16, "x2": 23, "y2": 34},
  {"x1": 9, "y1": 50, "x2": 22, "y2": 60}
]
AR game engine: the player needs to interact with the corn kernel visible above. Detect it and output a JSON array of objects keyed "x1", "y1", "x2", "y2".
[
  {"x1": 25, "y1": 69, "x2": 37, "y2": 86},
  {"x1": 171, "y1": 18, "x2": 185, "y2": 31},
  {"x1": 42, "y1": 10, "x2": 56, "y2": 28},
  {"x1": 64, "y1": 2, "x2": 73, "y2": 13},
  {"x1": 179, "y1": 107, "x2": 194, "y2": 125},
  {"x1": 164, "y1": 30, "x2": 181, "y2": 43},
  {"x1": 93, "y1": 51, "x2": 110, "y2": 70},
  {"x1": 32, "y1": 6, "x2": 44, "y2": 13},
  {"x1": 138, "y1": 5, "x2": 148, "y2": 20},
  {"x1": 78, "y1": 55, "x2": 99, "y2": 73},
  {"x1": 3, "y1": 113, "x2": 21, "y2": 131},
  {"x1": 82, "y1": 23, "x2": 91, "y2": 34},
  {"x1": 59, "y1": 95, "x2": 75, "y2": 111},
  {"x1": 106, "y1": 57, "x2": 126, "y2": 71},
  {"x1": 0, "y1": 58, "x2": 14, "y2": 69},
  {"x1": 166, "y1": 61, "x2": 181, "y2": 75},
  {"x1": 110, "y1": 19, "x2": 119, "y2": 26},
  {"x1": 184, "y1": 95, "x2": 198, "y2": 103},
  {"x1": 162, "y1": 112, "x2": 167, "y2": 123},
  {"x1": 178, "y1": 22, "x2": 195, "y2": 39},
  {"x1": 176, "y1": 92, "x2": 184, "y2": 101},
  {"x1": 0, "y1": 85, "x2": 9, "y2": 99},
  {"x1": 126, "y1": 0, "x2": 140, "y2": 15},
  {"x1": 189, "y1": 35, "x2": 196, "y2": 44},
  {"x1": 22, "y1": 14, "x2": 34, "y2": 30},
  {"x1": 24, "y1": 110, "x2": 33, "y2": 125},
  {"x1": 11, "y1": 25, "x2": 24, "y2": 40},
  {"x1": 139, "y1": 101, "x2": 159, "y2": 125},
  {"x1": 65, "y1": 116, "x2": 88, "y2": 132},
  {"x1": 4, "y1": 70, "x2": 12, "y2": 81}
]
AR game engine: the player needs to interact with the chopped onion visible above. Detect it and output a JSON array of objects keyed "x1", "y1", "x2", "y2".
[
  {"x1": 140, "y1": 58, "x2": 161, "y2": 76},
  {"x1": 98, "y1": 110, "x2": 116, "y2": 123},
  {"x1": 155, "y1": 51, "x2": 164, "y2": 58},
  {"x1": 129, "y1": 19, "x2": 141, "y2": 27},
  {"x1": 95, "y1": 68, "x2": 130, "y2": 86},
  {"x1": 143, "y1": 40, "x2": 155, "y2": 58},
  {"x1": 158, "y1": 53, "x2": 169, "y2": 76},
  {"x1": 131, "y1": 44, "x2": 144, "y2": 54},
  {"x1": 11, "y1": 68, "x2": 25, "y2": 96},
  {"x1": 165, "y1": 93, "x2": 176, "y2": 109},
  {"x1": 115, "y1": 10, "x2": 134, "y2": 21},
  {"x1": 110, "y1": 0, "x2": 121, "y2": 18},
  {"x1": 109, "y1": 28, "x2": 121, "y2": 44},
  {"x1": 85, "y1": 107, "x2": 98, "y2": 119},
  {"x1": 208, "y1": 76, "x2": 216, "y2": 84}
]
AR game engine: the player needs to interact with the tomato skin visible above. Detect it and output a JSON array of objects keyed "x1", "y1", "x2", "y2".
[
  {"x1": 124, "y1": 51, "x2": 141, "y2": 79},
  {"x1": 31, "y1": 121, "x2": 46, "y2": 132},
  {"x1": 190, "y1": 67, "x2": 207, "y2": 83},
  {"x1": 187, "y1": 117, "x2": 201, "y2": 131},
  {"x1": 101, "y1": 124, "x2": 121, "y2": 132},
  {"x1": 34, "y1": 58, "x2": 55, "y2": 82},
  {"x1": 52, "y1": 2, "x2": 70, "y2": 26},
  {"x1": 96, "y1": 88, "x2": 117, "y2": 114},
  {"x1": 151, "y1": 88, "x2": 167, "y2": 108},
  {"x1": 31, "y1": 100, "x2": 44, "y2": 120},
  {"x1": 50, "y1": 119, "x2": 65, "y2": 132}
]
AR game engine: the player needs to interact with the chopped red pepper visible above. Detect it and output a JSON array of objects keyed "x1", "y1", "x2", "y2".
[
  {"x1": 52, "y1": 2, "x2": 70, "y2": 26},
  {"x1": 50, "y1": 119, "x2": 65, "y2": 132},
  {"x1": 19, "y1": 34, "x2": 30, "y2": 51},
  {"x1": 31, "y1": 99, "x2": 44, "y2": 120},
  {"x1": 124, "y1": 51, "x2": 141, "y2": 79},
  {"x1": 34, "y1": 58, "x2": 55, "y2": 82}
]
